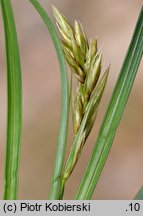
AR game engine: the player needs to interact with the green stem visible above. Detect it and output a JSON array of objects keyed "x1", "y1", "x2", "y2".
[
  {"x1": 29, "y1": 0, "x2": 69, "y2": 199},
  {"x1": 1, "y1": 0, "x2": 22, "y2": 199},
  {"x1": 75, "y1": 6, "x2": 143, "y2": 200}
]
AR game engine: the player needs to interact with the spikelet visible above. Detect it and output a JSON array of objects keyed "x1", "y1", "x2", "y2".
[{"x1": 53, "y1": 6, "x2": 110, "y2": 186}]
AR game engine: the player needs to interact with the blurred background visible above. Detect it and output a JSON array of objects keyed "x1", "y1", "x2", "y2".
[{"x1": 0, "y1": 0, "x2": 143, "y2": 199}]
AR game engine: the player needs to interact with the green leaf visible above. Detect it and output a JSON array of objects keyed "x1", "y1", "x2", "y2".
[
  {"x1": 75, "y1": 7, "x2": 143, "y2": 200},
  {"x1": 134, "y1": 186, "x2": 143, "y2": 200},
  {"x1": 1, "y1": 0, "x2": 22, "y2": 199},
  {"x1": 29, "y1": 0, "x2": 69, "y2": 199}
]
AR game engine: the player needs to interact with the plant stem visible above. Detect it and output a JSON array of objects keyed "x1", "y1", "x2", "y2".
[
  {"x1": 1, "y1": 0, "x2": 22, "y2": 200},
  {"x1": 75, "y1": 6, "x2": 143, "y2": 200},
  {"x1": 29, "y1": 0, "x2": 69, "y2": 199}
]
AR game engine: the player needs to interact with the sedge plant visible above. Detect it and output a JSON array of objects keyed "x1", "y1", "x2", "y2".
[{"x1": 0, "y1": 0, "x2": 143, "y2": 200}]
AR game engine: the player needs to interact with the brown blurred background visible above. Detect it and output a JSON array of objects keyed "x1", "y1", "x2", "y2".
[{"x1": 0, "y1": 0, "x2": 143, "y2": 199}]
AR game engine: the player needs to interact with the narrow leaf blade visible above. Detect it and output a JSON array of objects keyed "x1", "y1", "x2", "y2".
[
  {"x1": 29, "y1": 0, "x2": 69, "y2": 199},
  {"x1": 134, "y1": 186, "x2": 143, "y2": 200},
  {"x1": 1, "y1": 0, "x2": 22, "y2": 199},
  {"x1": 75, "y1": 7, "x2": 143, "y2": 200}
]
